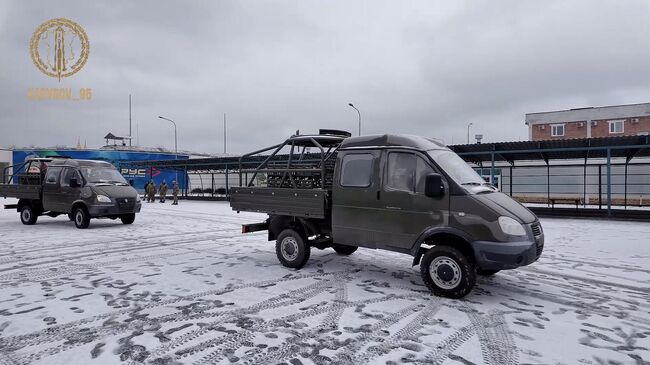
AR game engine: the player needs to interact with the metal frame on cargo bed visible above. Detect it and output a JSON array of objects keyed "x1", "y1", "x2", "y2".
[
  {"x1": 237, "y1": 129, "x2": 350, "y2": 189},
  {"x1": 230, "y1": 129, "x2": 351, "y2": 226}
]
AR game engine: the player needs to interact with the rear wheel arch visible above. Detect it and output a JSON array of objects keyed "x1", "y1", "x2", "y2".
[
  {"x1": 17, "y1": 199, "x2": 30, "y2": 212},
  {"x1": 17, "y1": 199, "x2": 41, "y2": 213},
  {"x1": 268, "y1": 215, "x2": 311, "y2": 241}
]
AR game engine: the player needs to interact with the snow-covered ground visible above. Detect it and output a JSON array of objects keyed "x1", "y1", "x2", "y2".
[{"x1": 0, "y1": 199, "x2": 648, "y2": 365}]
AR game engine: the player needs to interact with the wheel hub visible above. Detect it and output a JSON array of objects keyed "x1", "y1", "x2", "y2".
[
  {"x1": 430, "y1": 256, "x2": 462, "y2": 290},
  {"x1": 22, "y1": 209, "x2": 30, "y2": 221},
  {"x1": 75, "y1": 211, "x2": 83, "y2": 225},
  {"x1": 281, "y1": 237, "x2": 299, "y2": 261},
  {"x1": 436, "y1": 264, "x2": 455, "y2": 281}
]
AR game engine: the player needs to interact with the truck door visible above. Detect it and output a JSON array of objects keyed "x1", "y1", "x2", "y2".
[
  {"x1": 375, "y1": 151, "x2": 449, "y2": 252},
  {"x1": 59, "y1": 168, "x2": 82, "y2": 214},
  {"x1": 42, "y1": 167, "x2": 63, "y2": 212},
  {"x1": 332, "y1": 150, "x2": 382, "y2": 248}
]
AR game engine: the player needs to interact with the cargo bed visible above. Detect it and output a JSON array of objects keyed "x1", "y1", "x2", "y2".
[
  {"x1": 230, "y1": 187, "x2": 329, "y2": 219},
  {"x1": 0, "y1": 184, "x2": 41, "y2": 200}
]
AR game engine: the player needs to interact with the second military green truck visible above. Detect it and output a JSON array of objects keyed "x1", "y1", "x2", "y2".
[
  {"x1": 0, "y1": 158, "x2": 142, "y2": 229},
  {"x1": 231, "y1": 130, "x2": 544, "y2": 298}
]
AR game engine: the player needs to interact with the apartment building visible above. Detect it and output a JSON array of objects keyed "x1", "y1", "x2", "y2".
[{"x1": 525, "y1": 103, "x2": 650, "y2": 141}]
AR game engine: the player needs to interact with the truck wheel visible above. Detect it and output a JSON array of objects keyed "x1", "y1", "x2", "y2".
[
  {"x1": 420, "y1": 246, "x2": 476, "y2": 299},
  {"x1": 275, "y1": 229, "x2": 311, "y2": 269},
  {"x1": 120, "y1": 214, "x2": 136, "y2": 225},
  {"x1": 477, "y1": 269, "x2": 500, "y2": 276},
  {"x1": 332, "y1": 244, "x2": 358, "y2": 255},
  {"x1": 73, "y1": 206, "x2": 90, "y2": 229},
  {"x1": 20, "y1": 206, "x2": 38, "y2": 225}
]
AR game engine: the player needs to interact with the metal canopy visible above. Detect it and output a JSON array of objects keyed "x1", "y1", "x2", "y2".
[
  {"x1": 449, "y1": 135, "x2": 650, "y2": 163},
  {"x1": 119, "y1": 135, "x2": 650, "y2": 216},
  {"x1": 122, "y1": 135, "x2": 650, "y2": 172}
]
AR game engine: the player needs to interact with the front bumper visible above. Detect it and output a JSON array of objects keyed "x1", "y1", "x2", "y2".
[
  {"x1": 88, "y1": 200, "x2": 141, "y2": 217},
  {"x1": 471, "y1": 222, "x2": 544, "y2": 270}
]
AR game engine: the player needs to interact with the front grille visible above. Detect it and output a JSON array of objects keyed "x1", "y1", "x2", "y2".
[
  {"x1": 117, "y1": 198, "x2": 135, "y2": 211},
  {"x1": 531, "y1": 222, "x2": 542, "y2": 237},
  {"x1": 536, "y1": 240, "x2": 544, "y2": 258}
]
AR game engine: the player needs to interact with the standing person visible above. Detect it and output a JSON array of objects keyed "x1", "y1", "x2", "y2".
[
  {"x1": 172, "y1": 180, "x2": 179, "y2": 205},
  {"x1": 147, "y1": 180, "x2": 157, "y2": 203},
  {"x1": 159, "y1": 180, "x2": 168, "y2": 203},
  {"x1": 142, "y1": 181, "x2": 149, "y2": 201},
  {"x1": 144, "y1": 181, "x2": 151, "y2": 202}
]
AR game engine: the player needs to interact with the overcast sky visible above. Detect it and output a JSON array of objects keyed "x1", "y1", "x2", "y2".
[{"x1": 1, "y1": 0, "x2": 649, "y2": 154}]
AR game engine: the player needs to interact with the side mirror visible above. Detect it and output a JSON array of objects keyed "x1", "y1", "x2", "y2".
[
  {"x1": 424, "y1": 173, "x2": 445, "y2": 198},
  {"x1": 70, "y1": 178, "x2": 81, "y2": 188}
]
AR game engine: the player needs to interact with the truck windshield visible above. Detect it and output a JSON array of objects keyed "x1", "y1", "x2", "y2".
[
  {"x1": 427, "y1": 150, "x2": 486, "y2": 186},
  {"x1": 79, "y1": 168, "x2": 128, "y2": 185}
]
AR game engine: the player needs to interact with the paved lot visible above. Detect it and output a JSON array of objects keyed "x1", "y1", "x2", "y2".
[{"x1": 0, "y1": 200, "x2": 648, "y2": 365}]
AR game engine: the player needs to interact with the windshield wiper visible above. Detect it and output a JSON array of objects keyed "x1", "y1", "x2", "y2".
[{"x1": 461, "y1": 182, "x2": 483, "y2": 186}]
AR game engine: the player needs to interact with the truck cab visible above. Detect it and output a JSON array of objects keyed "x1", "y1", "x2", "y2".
[{"x1": 232, "y1": 131, "x2": 544, "y2": 298}]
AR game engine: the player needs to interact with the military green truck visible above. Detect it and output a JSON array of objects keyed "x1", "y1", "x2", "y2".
[
  {"x1": 231, "y1": 130, "x2": 544, "y2": 298},
  {"x1": 0, "y1": 158, "x2": 142, "y2": 229}
]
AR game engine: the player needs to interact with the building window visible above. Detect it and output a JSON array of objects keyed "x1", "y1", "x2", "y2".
[
  {"x1": 551, "y1": 124, "x2": 565, "y2": 137},
  {"x1": 608, "y1": 120, "x2": 624, "y2": 134}
]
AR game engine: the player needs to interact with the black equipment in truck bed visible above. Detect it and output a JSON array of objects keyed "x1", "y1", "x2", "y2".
[{"x1": 229, "y1": 129, "x2": 349, "y2": 218}]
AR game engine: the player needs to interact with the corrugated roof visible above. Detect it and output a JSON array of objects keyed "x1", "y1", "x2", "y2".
[
  {"x1": 449, "y1": 135, "x2": 650, "y2": 163},
  {"x1": 121, "y1": 135, "x2": 650, "y2": 171}
]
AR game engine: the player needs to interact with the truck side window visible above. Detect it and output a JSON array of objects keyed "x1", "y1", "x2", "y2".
[
  {"x1": 340, "y1": 153, "x2": 374, "y2": 187},
  {"x1": 44, "y1": 167, "x2": 61, "y2": 185},
  {"x1": 387, "y1": 153, "x2": 436, "y2": 193},
  {"x1": 386, "y1": 152, "x2": 416, "y2": 192},
  {"x1": 61, "y1": 168, "x2": 81, "y2": 187}
]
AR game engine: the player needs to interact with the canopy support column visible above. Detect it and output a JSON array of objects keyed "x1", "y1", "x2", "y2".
[{"x1": 607, "y1": 148, "x2": 612, "y2": 216}]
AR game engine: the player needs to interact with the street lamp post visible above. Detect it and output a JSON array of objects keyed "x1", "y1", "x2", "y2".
[
  {"x1": 467, "y1": 122, "x2": 473, "y2": 144},
  {"x1": 158, "y1": 115, "x2": 179, "y2": 184},
  {"x1": 158, "y1": 116, "x2": 177, "y2": 154},
  {"x1": 348, "y1": 103, "x2": 361, "y2": 136}
]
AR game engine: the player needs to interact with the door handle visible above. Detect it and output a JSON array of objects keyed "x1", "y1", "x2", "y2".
[{"x1": 385, "y1": 206, "x2": 402, "y2": 210}]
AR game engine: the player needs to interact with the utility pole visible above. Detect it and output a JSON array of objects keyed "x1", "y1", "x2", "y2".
[
  {"x1": 467, "y1": 122, "x2": 473, "y2": 144},
  {"x1": 129, "y1": 95, "x2": 132, "y2": 147}
]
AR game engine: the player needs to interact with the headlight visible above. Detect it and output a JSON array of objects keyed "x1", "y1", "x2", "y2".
[
  {"x1": 498, "y1": 216, "x2": 526, "y2": 236},
  {"x1": 96, "y1": 195, "x2": 112, "y2": 203}
]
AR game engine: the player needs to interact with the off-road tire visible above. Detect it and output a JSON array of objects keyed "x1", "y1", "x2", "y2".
[
  {"x1": 477, "y1": 269, "x2": 500, "y2": 276},
  {"x1": 332, "y1": 244, "x2": 358, "y2": 255},
  {"x1": 420, "y1": 246, "x2": 476, "y2": 299},
  {"x1": 275, "y1": 229, "x2": 311, "y2": 269},
  {"x1": 20, "y1": 205, "x2": 38, "y2": 225},
  {"x1": 120, "y1": 213, "x2": 136, "y2": 225},
  {"x1": 73, "y1": 206, "x2": 90, "y2": 229}
]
